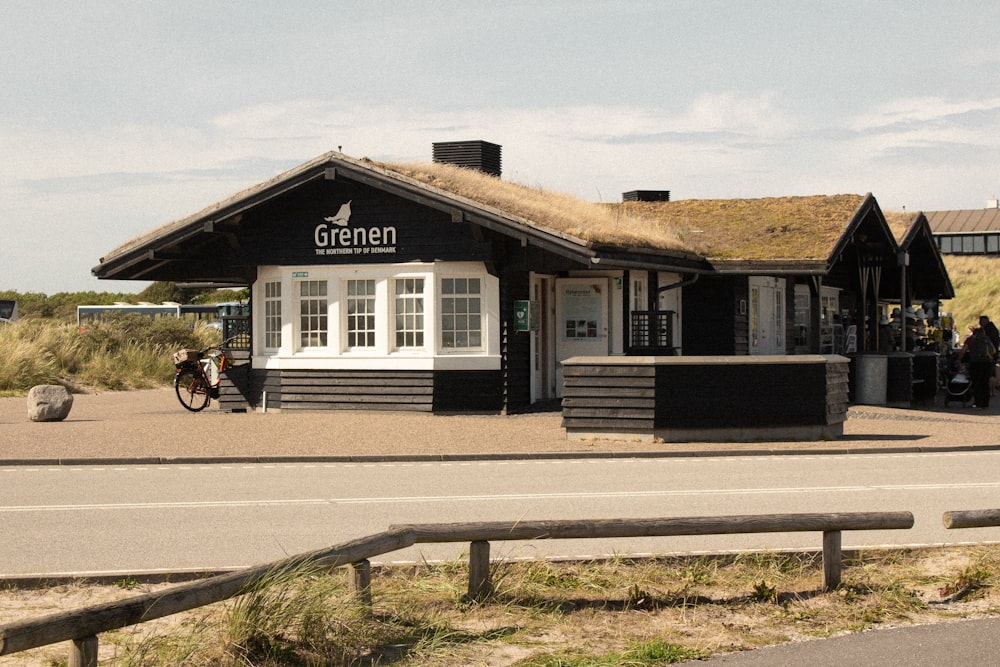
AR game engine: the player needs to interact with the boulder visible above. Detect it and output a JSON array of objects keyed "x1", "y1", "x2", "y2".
[{"x1": 27, "y1": 385, "x2": 74, "y2": 422}]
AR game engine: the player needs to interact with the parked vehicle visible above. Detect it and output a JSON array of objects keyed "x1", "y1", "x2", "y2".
[{"x1": 172, "y1": 338, "x2": 236, "y2": 411}]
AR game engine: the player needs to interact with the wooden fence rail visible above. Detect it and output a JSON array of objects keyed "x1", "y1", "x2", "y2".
[
  {"x1": 943, "y1": 509, "x2": 1000, "y2": 529},
  {"x1": 0, "y1": 511, "x2": 913, "y2": 666}
]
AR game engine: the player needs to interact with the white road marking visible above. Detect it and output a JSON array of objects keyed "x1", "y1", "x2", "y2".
[{"x1": 2, "y1": 481, "x2": 999, "y2": 513}]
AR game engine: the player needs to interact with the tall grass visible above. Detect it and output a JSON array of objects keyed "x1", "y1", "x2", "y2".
[
  {"x1": 0, "y1": 315, "x2": 219, "y2": 395},
  {"x1": 942, "y1": 255, "x2": 1000, "y2": 330}
]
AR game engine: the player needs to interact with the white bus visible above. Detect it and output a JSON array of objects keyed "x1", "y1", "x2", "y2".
[{"x1": 76, "y1": 302, "x2": 221, "y2": 329}]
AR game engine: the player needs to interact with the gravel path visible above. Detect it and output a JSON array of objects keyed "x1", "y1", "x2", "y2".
[{"x1": 3, "y1": 388, "x2": 999, "y2": 462}]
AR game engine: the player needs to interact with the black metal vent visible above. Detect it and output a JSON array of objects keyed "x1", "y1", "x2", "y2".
[
  {"x1": 432, "y1": 140, "x2": 502, "y2": 177},
  {"x1": 623, "y1": 190, "x2": 671, "y2": 202}
]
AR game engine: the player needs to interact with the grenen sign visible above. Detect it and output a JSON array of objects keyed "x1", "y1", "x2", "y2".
[{"x1": 313, "y1": 200, "x2": 398, "y2": 256}]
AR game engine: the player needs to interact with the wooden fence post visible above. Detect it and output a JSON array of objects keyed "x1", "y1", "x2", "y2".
[
  {"x1": 822, "y1": 530, "x2": 842, "y2": 590},
  {"x1": 349, "y1": 560, "x2": 372, "y2": 607},
  {"x1": 69, "y1": 635, "x2": 98, "y2": 667},
  {"x1": 467, "y1": 540, "x2": 492, "y2": 600}
]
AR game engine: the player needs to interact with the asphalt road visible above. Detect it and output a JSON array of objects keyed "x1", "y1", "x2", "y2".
[{"x1": 3, "y1": 451, "x2": 1000, "y2": 578}]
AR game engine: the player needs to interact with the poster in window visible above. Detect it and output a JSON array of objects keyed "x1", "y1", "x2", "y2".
[{"x1": 562, "y1": 283, "x2": 602, "y2": 340}]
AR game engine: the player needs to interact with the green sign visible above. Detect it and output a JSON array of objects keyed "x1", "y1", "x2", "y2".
[{"x1": 514, "y1": 300, "x2": 531, "y2": 332}]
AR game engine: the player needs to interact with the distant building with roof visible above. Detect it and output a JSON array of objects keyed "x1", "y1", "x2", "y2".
[{"x1": 925, "y1": 199, "x2": 1000, "y2": 254}]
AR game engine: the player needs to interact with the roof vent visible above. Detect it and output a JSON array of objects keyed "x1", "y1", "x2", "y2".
[
  {"x1": 623, "y1": 190, "x2": 671, "y2": 202},
  {"x1": 988, "y1": 197, "x2": 999, "y2": 209},
  {"x1": 432, "y1": 140, "x2": 502, "y2": 177}
]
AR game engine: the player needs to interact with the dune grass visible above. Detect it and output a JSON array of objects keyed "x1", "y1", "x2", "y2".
[
  {"x1": 942, "y1": 255, "x2": 1000, "y2": 331},
  {"x1": 72, "y1": 545, "x2": 999, "y2": 666},
  {"x1": 0, "y1": 315, "x2": 219, "y2": 395}
]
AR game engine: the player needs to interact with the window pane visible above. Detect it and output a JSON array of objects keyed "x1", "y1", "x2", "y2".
[
  {"x1": 298, "y1": 280, "x2": 327, "y2": 348},
  {"x1": 264, "y1": 281, "x2": 282, "y2": 349},
  {"x1": 440, "y1": 276, "x2": 483, "y2": 349},
  {"x1": 345, "y1": 279, "x2": 376, "y2": 349},
  {"x1": 394, "y1": 278, "x2": 424, "y2": 349}
]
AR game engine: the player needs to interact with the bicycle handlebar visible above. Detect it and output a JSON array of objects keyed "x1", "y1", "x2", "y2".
[{"x1": 200, "y1": 335, "x2": 242, "y2": 355}]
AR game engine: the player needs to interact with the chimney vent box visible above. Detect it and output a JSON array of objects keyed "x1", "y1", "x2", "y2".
[
  {"x1": 432, "y1": 140, "x2": 502, "y2": 177},
  {"x1": 623, "y1": 190, "x2": 671, "y2": 202}
]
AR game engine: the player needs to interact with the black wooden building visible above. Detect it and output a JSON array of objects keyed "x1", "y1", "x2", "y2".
[{"x1": 94, "y1": 144, "x2": 953, "y2": 414}]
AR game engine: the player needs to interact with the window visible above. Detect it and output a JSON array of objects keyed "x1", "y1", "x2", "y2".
[
  {"x1": 631, "y1": 277, "x2": 646, "y2": 312},
  {"x1": 394, "y1": 278, "x2": 424, "y2": 348},
  {"x1": 298, "y1": 280, "x2": 328, "y2": 348},
  {"x1": 441, "y1": 277, "x2": 481, "y2": 348},
  {"x1": 264, "y1": 281, "x2": 282, "y2": 349},
  {"x1": 345, "y1": 279, "x2": 376, "y2": 348}
]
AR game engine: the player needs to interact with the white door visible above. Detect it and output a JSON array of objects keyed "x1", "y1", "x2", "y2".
[
  {"x1": 554, "y1": 277, "x2": 610, "y2": 396},
  {"x1": 530, "y1": 275, "x2": 556, "y2": 402},
  {"x1": 749, "y1": 277, "x2": 785, "y2": 355}
]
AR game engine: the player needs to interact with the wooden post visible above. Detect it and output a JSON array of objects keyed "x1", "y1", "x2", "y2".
[
  {"x1": 349, "y1": 560, "x2": 372, "y2": 607},
  {"x1": 822, "y1": 530, "x2": 842, "y2": 590},
  {"x1": 467, "y1": 540, "x2": 492, "y2": 600},
  {"x1": 69, "y1": 635, "x2": 98, "y2": 667}
]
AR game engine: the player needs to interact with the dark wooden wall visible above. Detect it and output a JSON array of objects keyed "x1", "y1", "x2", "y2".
[{"x1": 681, "y1": 276, "x2": 741, "y2": 355}]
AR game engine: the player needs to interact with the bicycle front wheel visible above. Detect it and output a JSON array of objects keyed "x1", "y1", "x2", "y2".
[{"x1": 174, "y1": 367, "x2": 211, "y2": 412}]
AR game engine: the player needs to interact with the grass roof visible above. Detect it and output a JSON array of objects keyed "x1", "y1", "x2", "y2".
[
  {"x1": 611, "y1": 195, "x2": 866, "y2": 261},
  {"x1": 376, "y1": 160, "x2": 689, "y2": 252},
  {"x1": 883, "y1": 210, "x2": 920, "y2": 244}
]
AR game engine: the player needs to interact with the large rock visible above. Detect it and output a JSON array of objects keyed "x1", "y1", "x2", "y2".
[{"x1": 27, "y1": 385, "x2": 74, "y2": 422}]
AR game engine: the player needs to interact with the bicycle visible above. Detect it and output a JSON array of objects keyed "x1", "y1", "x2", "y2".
[{"x1": 172, "y1": 338, "x2": 236, "y2": 412}]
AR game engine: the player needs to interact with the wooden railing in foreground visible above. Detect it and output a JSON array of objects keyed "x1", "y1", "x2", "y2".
[
  {"x1": 0, "y1": 512, "x2": 913, "y2": 666},
  {"x1": 943, "y1": 509, "x2": 1000, "y2": 529}
]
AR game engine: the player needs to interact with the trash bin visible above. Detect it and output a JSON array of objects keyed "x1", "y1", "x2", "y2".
[
  {"x1": 854, "y1": 353, "x2": 888, "y2": 405},
  {"x1": 886, "y1": 352, "x2": 913, "y2": 407},
  {"x1": 912, "y1": 351, "x2": 939, "y2": 403}
]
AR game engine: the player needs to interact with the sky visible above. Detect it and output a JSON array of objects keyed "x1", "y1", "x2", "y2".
[{"x1": 3, "y1": 1, "x2": 999, "y2": 294}]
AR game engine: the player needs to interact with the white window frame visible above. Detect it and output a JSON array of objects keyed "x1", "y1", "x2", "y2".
[
  {"x1": 440, "y1": 275, "x2": 483, "y2": 351},
  {"x1": 343, "y1": 278, "x2": 377, "y2": 351},
  {"x1": 393, "y1": 277, "x2": 426, "y2": 351},
  {"x1": 297, "y1": 279, "x2": 329, "y2": 351},
  {"x1": 263, "y1": 280, "x2": 282, "y2": 350},
  {"x1": 253, "y1": 263, "x2": 499, "y2": 370}
]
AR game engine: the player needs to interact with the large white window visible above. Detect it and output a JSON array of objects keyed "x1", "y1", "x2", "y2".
[
  {"x1": 254, "y1": 263, "x2": 499, "y2": 370},
  {"x1": 298, "y1": 280, "x2": 328, "y2": 348},
  {"x1": 440, "y1": 277, "x2": 481, "y2": 349},
  {"x1": 345, "y1": 279, "x2": 376, "y2": 349},
  {"x1": 394, "y1": 278, "x2": 425, "y2": 349},
  {"x1": 263, "y1": 281, "x2": 282, "y2": 349}
]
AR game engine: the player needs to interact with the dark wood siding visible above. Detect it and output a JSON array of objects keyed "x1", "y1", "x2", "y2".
[
  {"x1": 277, "y1": 370, "x2": 434, "y2": 411},
  {"x1": 681, "y1": 276, "x2": 742, "y2": 355},
  {"x1": 654, "y1": 362, "x2": 828, "y2": 428},
  {"x1": 561, "y1": 363, "x2": 656, "y2": 431},
  {"x1": 501, "y1": 268, "x2": 532, "y2": 412},
  {"x1": 433, "y1": 371, "x2": 505, "y2": 412},
  {"x1": 241, "y1": 178, "x2": 492, "y2": 267}
]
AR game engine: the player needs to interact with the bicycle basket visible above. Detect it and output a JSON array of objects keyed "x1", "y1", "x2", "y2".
[{"x1": 172, "y1": 349, "x2": 201, "y2": 364}]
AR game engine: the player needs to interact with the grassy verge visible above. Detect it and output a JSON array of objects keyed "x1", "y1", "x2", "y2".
[{"x1": 8, "y1": 545, "x2": 998, "y2": 666}]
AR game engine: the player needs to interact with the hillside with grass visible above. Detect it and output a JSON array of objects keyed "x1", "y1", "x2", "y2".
[{"x1": 942, "y1": 255, "x2": 1000, "y2": 331}]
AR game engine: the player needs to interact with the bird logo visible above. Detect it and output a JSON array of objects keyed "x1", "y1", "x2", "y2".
[{"x1": 324, "y1": 201, "x2": 352, "y2": 226}]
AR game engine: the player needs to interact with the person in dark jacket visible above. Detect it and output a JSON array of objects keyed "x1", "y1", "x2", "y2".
[
  {"x1": 958, "y1": 326, "x2": 997, "y2": 408},
  {"x1": 981, "y1": 316, "x2": 1000, "y2": 395}
]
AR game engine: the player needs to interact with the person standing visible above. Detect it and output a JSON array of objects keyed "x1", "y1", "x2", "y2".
[
  {"x1": 980, "y1": 315, "x2": 1000, "y2": 351},
  {"x1": 983, "y1": 316, "x2": 1000, "y2": 395},
  {"x1": 958, "y1": 326, "x2": 997, "y2": 408}
]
